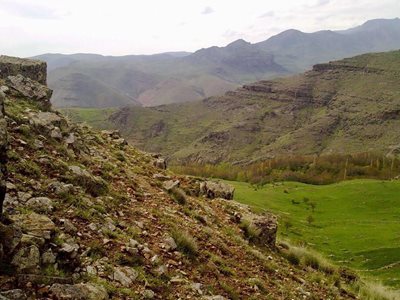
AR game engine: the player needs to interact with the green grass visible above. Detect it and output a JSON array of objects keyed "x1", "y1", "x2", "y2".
[
  {"x1": 227, "y1": 179, "x2": 400, "y2": 288},
  {"x1": 60, "y1": 107, "x2": 116, "y2": 129}
]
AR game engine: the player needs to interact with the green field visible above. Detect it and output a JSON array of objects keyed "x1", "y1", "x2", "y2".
[{"x1": 228, "y1": 179, "x2": 400, "y2": 288}]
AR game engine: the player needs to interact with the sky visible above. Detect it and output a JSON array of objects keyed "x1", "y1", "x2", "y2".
[{"x1": 0, "y1": 0, "x2": 399, "y2": 57}]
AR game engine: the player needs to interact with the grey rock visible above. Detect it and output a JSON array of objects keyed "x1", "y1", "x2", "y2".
[
  {"x1": 199, "y1": 181, "x2": 235, "y2": 200},
  {"x1": 29, "y1": 111, "x2": 62, "y2": 129},
  {"x1": 10, "y1": 212, "x2": 56, "y2": 239},
  {"x1": 0, "y1": 289, "x2": 28, "y2": 300},
  {"x1": 143, "y1": 289, "x2": 155, "y2": 299},
  {"x1": 42, "y1": 248, "x2": 57, "y2": 265},
  {"x1": 11, "y1": 245, "x2": 40, "y2": 273},
  {"x1": 6, "y1": 74, "x2": 52, "y2": 107},
  {"x1": 49, "y1": 283, "x2": 109, "y2": 300},
  {"x1": 33, "y1": 139, "x2": 44, "y2": 149},
  {"x1": 60, "y1": 241, "x2": 80, "y2": 258},
  {"x1": 163, "y1": 180, "x2": 180, "y2": 191},
  {"x1": 68, "y1": 166, "x2": 108, "y2": 197},
  {"x1": 26, "y1": 196, "x2": 54, "y2": 213},
  {"x1": 17, "y1": 191, "x2": 32, "y2": 203},
  {"x1": 164, "y1": 237, "x2": 177, "y2": 251},
  {"x1": 48, "y1": 181, "x2": 74, "y2": 195},
  {"x1": 20, "y1": 233, "x2": 45, "y2": 247},
  {"x1": 50, "y1": 127, "x2": 62, "y2": 139},
  {"x1": 65, "y1": 133, "x2": 76, "y2": 144},
  {"x1": 152, "y1": 173, "x2": 171, "y2": 181},
  {"x1": 109, "y1": 266, "x2": 138, "y2": 287},
  {"x1": 251, "y1": 214, "x2": 278, "y2": 248},
  {"x1": 154, "y1": 158, "x2": 167, "y2": 169},
  {"x1": 61, "y1": 218, "x2": 78, "y2": 234}
]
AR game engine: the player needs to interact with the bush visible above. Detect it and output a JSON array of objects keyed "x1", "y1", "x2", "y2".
[
  {"x1": 283, "y1": 244, "x2": 337, "y2": 275},
  {"x1": 354, "y1": 281, "x2": 400, "y2": 300},
  {"x1": 169, "y1": 187, "x2": 187, "y2": 205},
  {"x1": 239, "y1": 219, "x2": 261, "y2": 242},
  {"x1": 171, "y1": 229, "x2": 198, "y2": 258}
]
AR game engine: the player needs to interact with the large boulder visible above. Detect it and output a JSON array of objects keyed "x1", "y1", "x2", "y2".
[
  {"x1": 0, "y1": 90, "x2": 7, "y2": 215},
  {"x1": 251, "y1": 214, "x2": 278, "y2": 248},
  {"x1": 199, "y1": 181, "x2": 235, "y2": 200},
  {"x1": 0, "y1": 55, "x2": 47, "y2": 85}
]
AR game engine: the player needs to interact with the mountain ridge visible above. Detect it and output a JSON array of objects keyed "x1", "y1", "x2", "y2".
[
  {"x1": 104, "y1": 50, "x2": 400, "y2": 164},
  {"x1": 33, "y1": 18, "x2": 400, "y2": 108}
]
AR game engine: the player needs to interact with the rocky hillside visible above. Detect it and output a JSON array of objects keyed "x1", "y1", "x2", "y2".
[
  {"x1": 0, "y1": 58, "x2": 364, "y2": 299},
  {"x1": 36, "y1": 18, "x2": 400, "y2": 108},
  {"x1": 108, "y1": 50, "x2": 400, "y2": 164}
]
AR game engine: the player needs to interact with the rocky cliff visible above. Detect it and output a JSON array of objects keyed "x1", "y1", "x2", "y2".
[
  {"x1": 0, "y1": 90, "x2": 7, "y2": 215},
  {"x1": 0, "y1": 56, "x2": 359, "y2": 299},
  {"x1": 0, "y1": 56, "x2": 47, "y2": 85}
]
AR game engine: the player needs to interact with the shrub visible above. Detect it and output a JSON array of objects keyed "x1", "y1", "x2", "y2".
[
  {"x1": 169, "y1": 187, "x2": 188, "y2": 205},
  {"x1": 239, "y1": 219, "x2": 261, "y2": 242},
  {"x1": 171, "y1": 229, "x2": 198, "y2": 258},
  {"x1": 354, "y1": 281, "x2": 400, "y2": 300},
  {"x1": 283, "y1": 244, "x2": 338, "y2": 275}
]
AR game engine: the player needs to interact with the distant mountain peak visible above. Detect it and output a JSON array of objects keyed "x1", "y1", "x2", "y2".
[{"x1": 226, "y1": 39, "x2": 251, "y2": 48}]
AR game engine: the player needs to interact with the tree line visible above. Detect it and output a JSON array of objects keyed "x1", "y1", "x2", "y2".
[{"x1": 172, "y1": 152, "x2": 400, "y2": 185}]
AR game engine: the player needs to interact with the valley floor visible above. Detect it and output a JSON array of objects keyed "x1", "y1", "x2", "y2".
[{"x1": 226, "y1": 179, "x2": 400, "y2": 289}]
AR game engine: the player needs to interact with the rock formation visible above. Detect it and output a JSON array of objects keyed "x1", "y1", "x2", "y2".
[
  {"x1": 0, "y1": 55, "x2": 47, "y2": 85},
  {"x1": 0, "y1": 90, "x2": 7, "y2": 216},
  {"x1": 199, "y1": 180, "x2": 235, "y2": 200}
]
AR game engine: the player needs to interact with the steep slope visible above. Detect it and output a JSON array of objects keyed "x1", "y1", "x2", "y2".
[
  {"x1": 0, "y1": 58, "x2": 365, "y2": 299},
  {"x1": 108, "y1": 50, "x2": 400, "y2": 164},
  {"x1": 34, "y1": 18, "x2": 400, "y2": 108}
]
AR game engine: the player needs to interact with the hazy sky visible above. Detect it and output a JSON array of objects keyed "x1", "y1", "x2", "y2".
[{"x1": 0, "y1": 0, "x2": 398, "y2": 57}]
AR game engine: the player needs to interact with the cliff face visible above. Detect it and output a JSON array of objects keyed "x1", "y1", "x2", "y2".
[
  {"x1": 0, "y1": 90, "x2": 6, "y2": 214},
  {"x1": 0, "y1": 55, "x2": 47, "y2": 85}
]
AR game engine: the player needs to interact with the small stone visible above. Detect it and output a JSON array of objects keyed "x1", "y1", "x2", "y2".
[
  {"x1": 164, "y1": 237, "x2": 177, "y2": 251},
  {"x1": 88, "y1": 223, "x2": 98, "y2": 231},
  {"x1": 61, "y1": 219, "x2": 78, "y2": 234},
  {"x1": 0, "y1": 289, "x2": 28, "y2": 300},
  {"x1": 42, "y1": 248, "x2": 57, "y2": 265},
  {"x1": 50, "y1": 127, "x2": 62, "y2": 139},
  {"x1": 163, "y1": 180, "x2": 180, "y2": 191},
  {"x1": 143, "y1": 289, "x2": 155, "y2": 299},
  {"x1": 26, "y1": 197, "x2": 54, "y2": 213},
  {"x1": 110, "y1": 267, "x2": 138, "y2": 287},
  {"x1": 65, "y1": 133, "x2": 75, "y2": 144},
  {"x1": 49, "y1": 283, "x2": 108, "y2": 300}
]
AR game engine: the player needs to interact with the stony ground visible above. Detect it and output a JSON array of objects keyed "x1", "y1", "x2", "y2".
[{"x1": 0, "y1": 60, "x2": 360, "y2": 299}]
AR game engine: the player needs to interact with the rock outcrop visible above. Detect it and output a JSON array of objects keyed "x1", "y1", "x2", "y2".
[
  {"x1": 0, "y1": 56, "x2": 47, "y2": 85},
  {"x1": 6, "y1": 74, "x2": 52, "y2": 109},
  {"x1": 0, "y1": 90, "x2": 7, "y2": 216},
  {"x1": 200, "y1": 180, "x2": 235, "y2": 200}
]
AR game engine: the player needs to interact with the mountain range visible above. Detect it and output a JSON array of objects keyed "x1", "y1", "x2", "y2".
[
  {"x1": 104, "y1": 50, "x2": 400, "y2": 164},
  {"x1": 35, "y1": 18, "x2": 400, "y2": 108}
]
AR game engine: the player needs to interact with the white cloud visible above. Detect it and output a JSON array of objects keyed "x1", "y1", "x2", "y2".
[
  {"x1": 0, "y1": 0, "x2": 398, "y2": 57},
  {"x1": 202, "y1": 6, "x2": 214, "y2": 15}
]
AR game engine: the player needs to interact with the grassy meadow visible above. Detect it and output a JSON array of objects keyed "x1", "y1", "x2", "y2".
[{"x1": 227, "y1": 179, "x2": 400, "y2": 288}]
